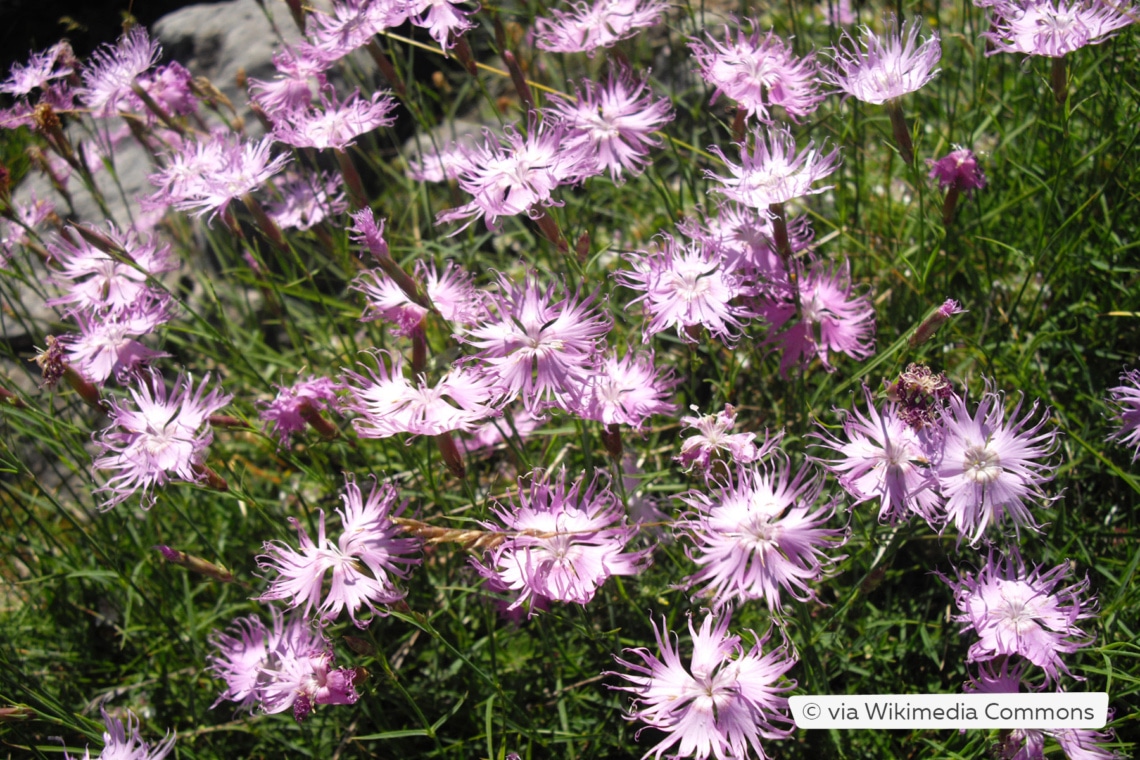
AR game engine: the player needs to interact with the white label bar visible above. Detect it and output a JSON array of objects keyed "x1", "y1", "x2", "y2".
[{"x1": 789, "y1": 694, "x2": 1109, "y2": 729}]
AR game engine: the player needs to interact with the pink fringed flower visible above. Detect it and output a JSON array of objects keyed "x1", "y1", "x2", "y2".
[
  {"x1": 79, "y1": 25, "x2": 161, "y2": 117},
  {"x1": 65, "y1": 304, "x2": 172, "y2": 386},
  {"x1": 92, "y1": 371, "x2": 231, "y2": 509},
  {"x1": 680, "y1": 457, "x2": 845, "y2": 612},
  {"x1": 271, "y1": 88, "x2": 396, "y2": 150},
  {"x1": 342, "y1": 350, "x2": 500, "y2": 438},
  {"x1": 706, "y1": 126, "x2": 840, "y2": 210},
  {"x1": 814, "y1": 388, "x2": 939, "y2": 524},
  {"x1": 63, "y1": 707, "x2": 175, "y2": 760},
  {"x1": 208, "y1": 607, "x2": 361, "y2": 721},
  {"x1": 931, "y1": 383, "x2": 1059, "y2": 545},
  {"x1": 945, "y1": 551, "x2": 1095, "y2": 684},
  {"x1": 983, "y1": 0, "x2": 1137, "y2": 58},
  {"x1": 609, "y1": 611, "x2": 796, "y2": 760},
  {"x1": 675, "y1": 404, "x2": 780, "y2": 471},
  {"x1": 821, "y1": 17, "x2": 941, "y2": 104},
  {"x1": 534, "y1": 0, "x2": 667, "y2": 54},
  {"x1": 266, "y1": 171, "x2": 348, "y2": 231},
  {"x1": 619, "y1": 236, "x2": 757, "y2": 345},
  {"x1": 758, "y1": 258, "x2": 876, "y2": 377},
  {"x1": 258, "y1": 473, "x2": 420, "y2": 627},
  {"x1": 1106, "y1": 369, "x2": 1140, "y2": 461},
  {"x1": 472, "y1": 469, "x2": 650, "y2": 614},
  {"x1": 546, "y1": 69, "x2": 673, "y2": 182},
  {"x1": 435, "y1": 120, "x2": 581, "y2": 232},
  {"x1": 690, "y1": 23, "x2": 825, "y2": 122},
  {"x1": 462, "y1": 274, "x2": 610, "y2": 410},
  {"x1": 567, "y1": 350, "x2": 678, "y2": 430}
]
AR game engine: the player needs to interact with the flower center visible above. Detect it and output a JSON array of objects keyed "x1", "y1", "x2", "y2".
[{"x1": 963, "y1": 444, "x2": 1002, "y2": 484}]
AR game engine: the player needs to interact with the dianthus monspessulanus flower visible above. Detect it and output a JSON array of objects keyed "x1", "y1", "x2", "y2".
[
  {"x1": 619, "y1": 235, "x2": 758, "y2": 345},
  {"x1": 472, "y1": 469, "x2": 650, "y2": 614},
  {"x1": 757, "y1": 258, "x2": 876, "y2": 378},
  {"x1": 63, "y1": 707, "x2": 175, "y2": 760},
  {"x1": 258, "y1": 473, "x2": 420, "y2": 627},
  {"x1": 690, "y1": 22, "x2": 825, "y2": 123},
  {"x1": 680, "y1": 457, "x2": 845, "y2": 612},
  {"x1": 435, "y1": 119, "x2": 581, "y2": 232},
  {"x1": 944, "y1": 551, "x2": 1095, "y2": 684},
  {"x1": 208, "y1": 606, "x2": 361, "y2": 721},
  {"x1": 821, "y1": 17, "x2": 941, "y2": 163},
  {"x1": 814, "y1": 388, "x2": 939, "y2": 525},
  {"x1": 462, "y1": 274, "x2": 610, "y2": 410},
  {"x1": 341, "y1": 350, "x2": 501, "y2": 438},
  {"x1": 79, "y1": 24, "x2": 161, "y2": 117},
  {"x1": 930, "y1": 382, "x2": 1059, "y2": 545},
  {"x1": 707, "y1": 126, "x2": 840, "y2": 212},
  {"x1": 609, "y1": 611, "x2": 795, "y2": 760},
  {"x1": 534, "y1": 0, "x2": 668, "y2": 55},
  {"x1": 93, "y1": 371, "x2": 231, "y2": 509},
  {"x1": 545, "y1": 69, "x2": 673, "y2": 182},
  {"x1": 983, "y1": 0, "x2": 1137, "y2": 59},
  {"x1": 1107, "y1": 369, "x2": 1140, "y2": 461},
  {"x1": 675, "y1": 404, "x2": 781, "y2": 472},
  {"x1": 565, "y1": 350, "x2": 678, "y2": 430},
  {"x1": 271, "y1": 88, "x2": 396, "y2": 151}
]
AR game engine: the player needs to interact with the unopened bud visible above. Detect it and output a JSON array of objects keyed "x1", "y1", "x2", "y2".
[
  {"x1": 909, "y1": 299, "x2": 965, "y2": 348},
  {"x1": 155, "y1": 545, "x2": 236, "y2": 582}
]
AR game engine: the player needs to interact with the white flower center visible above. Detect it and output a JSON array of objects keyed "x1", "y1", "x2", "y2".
[{"x1": 963, "y1": 444, "x2": 1002, "y2": 484}]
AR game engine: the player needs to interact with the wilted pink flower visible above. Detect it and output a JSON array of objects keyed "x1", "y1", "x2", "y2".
[
  {"x1": 208, "y1": 607, "x2": 361, "y2": 721},
  {"x1": 271, "y1": 88, "x2": 396, "y2": 150},
  {"x1": 758, "y1": 258, "x2": 876, "y2": 377},
  {"x1": 473, "y1": 469, "x2": 649, "y2": 614},
  {"x1": 945, "y1": 551, "x2": 1095, "y2": 684},
  {"x1": 1106, "y1": 369, "x2": 1140, "y2": 461},
  {"x1": 534, "y1": 0, "x2": 667, "y2": 54},
  {"x1": 462, "y1": 274, "x2": 610, "y2": 410},
  {"x1": 814, "y1": 388, "x2": 939, "y2": 524},
  {"x1": 609, "y1": 611, "x2": 795, "y2": 760},
  {"x1": 681, "y1": 457, "x2": 845, "y2": 611},
  {"x1": 619, "y1": 236, "x2": 757, "y2": 345},
  {"x1": 690, "y1": 23, "x2": 825, "y2": 122},
  {"x1": 931, "y1": 383, "x2": 1059, "y2": 545},
  {"x1": 983, "y1": 0, "x2": 1136, "y2": 58},
  {"x1": 258, "y1": 473, "x2": 420, "y2": 627},
  {"x1": 676, "y1": 404, "x2": 780, "y2": 471},
  {"x1": 259, "y1": 374, "x2": 342, "y2": 445},
  {"x1": 546, "y1": 69, "x2": 673, "y2": 182},
  {"x1": 93, "y1": 371, "x2": 231, "y2": 509},
  {"x1": 63, "y1": 707, "x2": 175, "y2": 760},
  {"x1": 266, "y1": 171, "x2": 348, "y2": 231},
  {"x1": 706, "y1": 126, "x2": 839, "y2": 210},
  {"x1": 885, "y1": 362, "x2": 955, "y2": 429},
  {"x1": 928, "y1": 148, "x2": 987, "y2": 193},
  {"x1": 136, "y1": 61, "x2": 196, "y2": 119},
  {"x1": 436, "y1": 120, "x2": 581, "y2": 232},
  {"x1": 565, "y1": 350, "x2": 677, "y2": 429},
  {"x1": 910, "y1": 298, "x2": 967, "y2": 347},
  {"x1": 822, "y1": 17, "x2": 941, "y2": 104},
  {"x1": 79, "y1": 25, "x2": 161, "y2": 117},
  {"x1": 342, "y1": 350, "x2": 501, "y2": 438}
]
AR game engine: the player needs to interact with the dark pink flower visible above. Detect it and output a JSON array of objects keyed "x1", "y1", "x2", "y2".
[
  {"x1": 258, "y1": 473, "x2": 420, "y2": 627},
  {"x1": 609, "y1": 611, "x2": 795, "y2": 760},
  {"x1": 927, "y1": 148, "x2": 987, "y2": 194},
  {"x1": 259, "y1": 374, "x2": 342, "y2": 445}
]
